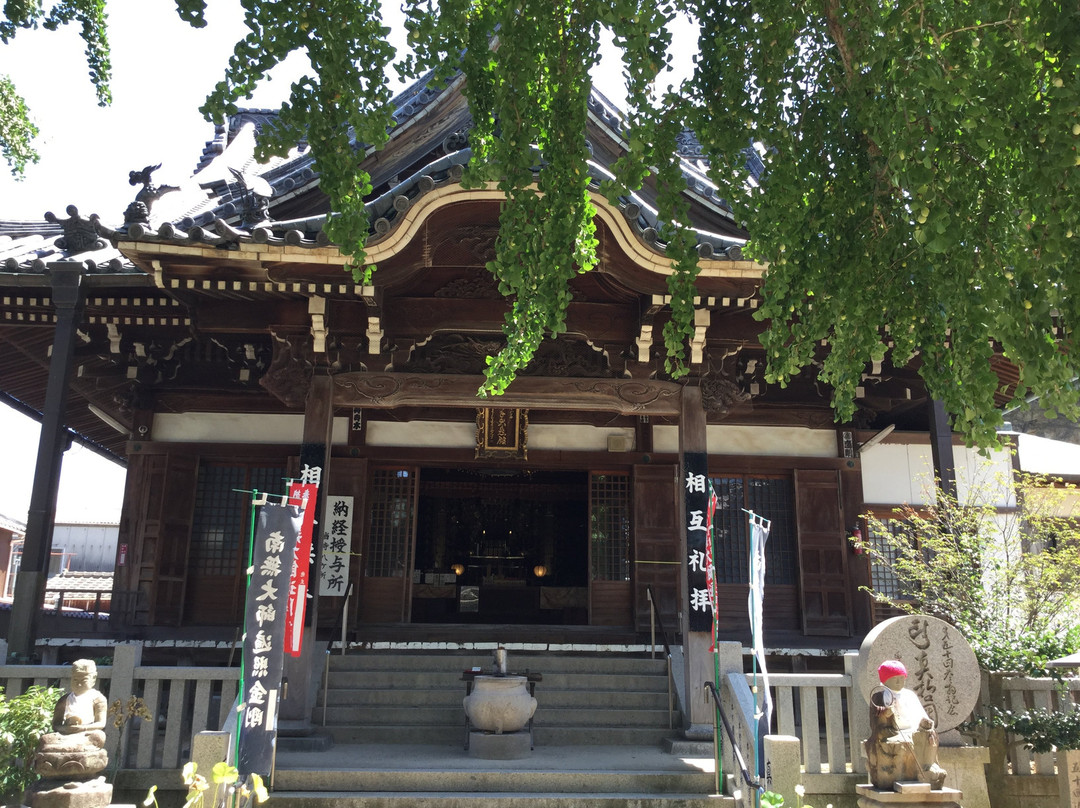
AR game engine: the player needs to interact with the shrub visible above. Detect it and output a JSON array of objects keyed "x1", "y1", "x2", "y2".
[
  {"x1": 858, "y1": 467, "x2": 1080, "y2": 675},
  {"x1": 0, "y1": 685, "x2": 63, "y2": 801},
  {"x1": 988, "y1": 707, "x2": 1080, "y2": 753}
]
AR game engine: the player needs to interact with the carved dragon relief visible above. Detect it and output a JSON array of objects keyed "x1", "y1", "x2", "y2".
[
  {"x1": 700, "y1": 375, "x2": 752, "y2": 418},
  {"x1": 433, "y1": 271, "x2": 503, "y2": 300},
  {"x1": 401, "y1": 333, "x2": 617, "y2": 378},
  {"x1": 430, "y1": 225, "x2": 499, "y2": 266},
  {"x1": 259, "y1": 332, "x2": 314, "y2": 407}
]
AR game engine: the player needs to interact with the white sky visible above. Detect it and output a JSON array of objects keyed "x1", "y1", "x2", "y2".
[
  {"x1": 0, "y1": 2, "x2": 692, "y2": 223},
  {"x1": 0, "y1": 403, "x2": 127, "y2": 524},
  {"x1": 0, "y1": 3, "x2": 696, "y2": 525}
]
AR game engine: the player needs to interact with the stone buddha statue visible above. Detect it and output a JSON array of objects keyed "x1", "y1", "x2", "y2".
[
  {"x1": 864, "y1": 659, "x2": 947, "y2": 790},
  {"x1": 32, "y1": 659, "x2": 109, "y2": 780}
]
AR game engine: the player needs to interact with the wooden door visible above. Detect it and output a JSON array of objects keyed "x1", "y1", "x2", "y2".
[
  {"x1": 794, "y1": 469, "x2": 852, "y2": 635},
  {"x1": 632, "y1": 464, "x2": 680, "y2": 633},
  {"x1": 358, "y1": 466, "x2": 418, "y2": 623},
  {"x1": 121, "y1": 452, "x2": 197, "y2": 627}
]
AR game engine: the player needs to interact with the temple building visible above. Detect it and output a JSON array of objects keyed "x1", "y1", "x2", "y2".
[{"x1": 0, "y1": 70, "x2": 1016, "y2": 654}]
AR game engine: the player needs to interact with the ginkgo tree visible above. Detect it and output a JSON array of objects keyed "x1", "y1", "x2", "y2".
[{"x1": 3, "y1": 0, "x2": 1079, "y2": 448}]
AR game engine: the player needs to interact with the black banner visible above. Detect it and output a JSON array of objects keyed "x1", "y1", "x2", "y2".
[
  {"x1": 237, "y1": 502, "x2": 302, "y2": 778},
  {"x1": 683, "y1": 451, "x2": 712, "y2": 633}
]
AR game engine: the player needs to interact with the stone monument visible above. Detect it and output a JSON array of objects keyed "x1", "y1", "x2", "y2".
[
  {"x1": 28, "y1": 660, "x2": 113, "y2": 808},
  {"x1": 855, "y1": 615, "x2": 981, "y2": 808}
]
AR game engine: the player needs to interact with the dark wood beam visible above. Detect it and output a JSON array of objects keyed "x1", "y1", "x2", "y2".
[{"x1": 333, "y1": 372, "x2": 683, "y2": 416}]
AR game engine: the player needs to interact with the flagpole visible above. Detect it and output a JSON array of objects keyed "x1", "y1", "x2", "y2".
[
  {"x1": 748, "y1": 511, "x2": 760, "y2": 808},
  {"x1": 743, "y1": 508, "x2": 773, "y2": 808},
  {"x1": 707, "y1": 481, "x2": 722, "y2": 792},
  {"x1": 236, "y1": 490, "x2": 260, "y2": 769}
]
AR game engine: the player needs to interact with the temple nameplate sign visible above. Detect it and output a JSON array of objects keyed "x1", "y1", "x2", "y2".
[{"x1": 476, "y1": 407, "x2": 528, "y2": 460}]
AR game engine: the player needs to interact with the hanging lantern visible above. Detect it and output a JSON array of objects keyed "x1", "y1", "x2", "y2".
[
  {"x1": 533, "y1": 565, "x2": 548, "y2": 578},
  {"x1": 452, "y1": 563, "x2": 465, "y2": 576}
]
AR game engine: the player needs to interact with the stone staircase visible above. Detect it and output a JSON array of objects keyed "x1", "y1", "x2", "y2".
[
  {"x1": 268, "y1": 649, "x2": 735, "y2": 808},
  {"x1": 313, "y1": 649, "x2": 679, "y2": 747},
  {"x1": 269, "y1": 768, "x2": 732, "y2": 808}
]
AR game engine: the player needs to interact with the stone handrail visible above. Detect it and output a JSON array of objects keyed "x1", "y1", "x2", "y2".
[{"x1": 744, "y1": 652, "x2": 868, "y2": 777}]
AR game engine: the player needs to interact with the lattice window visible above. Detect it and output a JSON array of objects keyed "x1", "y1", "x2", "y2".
[
  {"x1": 190, "y1": 464, "x2": 286, "y2": 576},
  {"x1": 868, "y1": 519, "x2": 918, "y2": 602},
  {"x1": 710, "y1": 475, "x2": 797, "y2": 585},
  {"x1": 366, "y1": 468, "x2": 416, "y2": 578},
  {"x1": 590, "y1": 472, "x2": 631, "y2": 582}
]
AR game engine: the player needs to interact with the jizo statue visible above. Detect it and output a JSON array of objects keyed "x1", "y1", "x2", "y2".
[{"x1": 864, "y1": 659, "x2": 948, "y2": 790}]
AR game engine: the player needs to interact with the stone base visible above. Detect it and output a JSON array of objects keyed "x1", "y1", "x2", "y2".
[
  {"x1": 28, "y1": 776, "x2": 112, "y2": 808},
  {"x1": 1059, "y1": 748, "x2": 1080, "y2": 808},
  {"x1": 856, "y1": 784, "x2": 962, "y2": 808},
  {"x1": 938, "y1": 745, "x2": 990, "y2": 808},
  {"x1": 467, "y1": 731, "x2": 532, "y2": 760}
]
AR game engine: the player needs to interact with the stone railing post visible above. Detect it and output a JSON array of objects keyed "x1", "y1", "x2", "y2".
[
  {"x1": 106, "y1": 642, "x2": 142, "y2": 768},
  {"x1": 845, "y1": 651, "x2": 870, "y2": 774},
  {"x1": 763, "y1": 735, "x2": 801, "y2": 806},
  {"x1": 192, "y1": 731, "x2": 232, "y2": 782},
  {"x1": 0, "y1": 639, "x2": 7, "y2": 664},
  {"x1": 985, "y1": 672, "x2": 1007, "y2": 808}
]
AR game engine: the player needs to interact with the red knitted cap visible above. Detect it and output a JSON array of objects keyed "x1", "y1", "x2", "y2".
[{"x1": 878, "y1": 659, "x2": 907, "y2": 683}]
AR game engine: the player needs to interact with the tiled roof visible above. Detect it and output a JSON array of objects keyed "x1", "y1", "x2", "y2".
[
  {"x1": 45, "y1": 570, "x2": 114, "y2": 593},
  {"x1": 0, "y1": 70, "x2": 752, "y2": 272},
  {"x1": 0, "y1": 513, "x2": 25, "y2": 535}
]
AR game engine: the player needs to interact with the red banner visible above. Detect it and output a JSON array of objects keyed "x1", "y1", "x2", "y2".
[{"x1": 285, "y1": 482, "x2": 316, "y2": 657}]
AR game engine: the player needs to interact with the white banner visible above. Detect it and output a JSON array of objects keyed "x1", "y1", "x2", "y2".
[
  {"x1": 747, "y1": 510, "x2": 773, "y2": 754},
  {"x1": 319, "y1": 495, "x2": 353, "y2": 597}
]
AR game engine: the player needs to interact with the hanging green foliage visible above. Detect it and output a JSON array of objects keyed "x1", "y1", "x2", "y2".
[{"x1": 4, "y1": 0, "x2": 1080, "y2": 446}]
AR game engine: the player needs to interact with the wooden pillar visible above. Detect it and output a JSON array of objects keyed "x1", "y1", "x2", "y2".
[
  {"x1": 679, "y1": 384, "x2": 714, "y2": 737},
  {"x1": 928, "y1": 399, "x2": 957, "y2": 500},
  {"x1": 8, "y1": 263, "x2": 85, "y2": 661},
  {"x1": 280, "y1": 371, "x2": 334, "y2": 725}
]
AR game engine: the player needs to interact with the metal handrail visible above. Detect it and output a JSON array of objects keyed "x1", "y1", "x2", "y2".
[
  {"x1": 323, "y1": 581, "x2": 354, "y2": 726},
  {"x1": 644, "y1": 585, "x2": 675, "y2": 659},
  {"x1": 644, "y1": 585, "x2": 677, "y2": 729},
  {"x1": 704, "y1": 680, "x2": 761, "y2": 796},
  {"x1": 328, "y1": 580, "x2": 354, "y2": 653}
]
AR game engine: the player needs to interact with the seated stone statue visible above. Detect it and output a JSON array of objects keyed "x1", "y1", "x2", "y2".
[
  {"x1": 864, "y1": 659, "x2": 947, "y2": 790},
  {"x1": 33, "y1": 659, "x2": 109, "y2": 779}
]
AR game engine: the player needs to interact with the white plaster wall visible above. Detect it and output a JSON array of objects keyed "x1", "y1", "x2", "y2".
[
  {"x1": 1016, "y1": 433, "x2": 1080, "y2": 476},
  {"x1": 365, "y1": 421, "x2": 635, "y2": 452},
  {"x1": 529, "y1": 425, "x2": 635, "y2": 452},
  {"x1": 152, "y1": 413, "x2": 351, "y2": 444},
  {"x1": 366, "y1": 420, "x2": 475, "y2": 448},
  {"x1": 860, "y1": 443, "x2": 1013, "y2": 507},
  {"x1": 653, "y1": 424, "x2": 837, "y2": 457}
]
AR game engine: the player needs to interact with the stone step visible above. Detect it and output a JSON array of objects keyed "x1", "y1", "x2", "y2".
[
  {"x1": 274, "y1": 768, "x2": 713, "y2": 794},
  {"x1": 323, "y1": 725, "x2": 676, "y2": 746},
  {"x1": 320, "y1": 705, "x2": 672, "y2": 729},
  {"x1": 320, "y1": 687, "x2": 670, "y2": 710},
  {"x1": 325, "y1": 670, "x2": 668, "y2": 692},
  {"x1": 328, "y1": 653, "x2": 667, "y2": 676},
  {"x1": 265, "y1": 792, "x2": 734, "y2": 808}
]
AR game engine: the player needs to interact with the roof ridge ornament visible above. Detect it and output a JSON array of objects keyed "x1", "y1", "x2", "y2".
[
  {"x1": 124, "y1": 164, "x2": 179, "y2": 226},
  {"x1": 228, "y1": 167, "x2": 273, "y2": 228},
  {"x1": 44, "y1": 206, "x2": 107, "y2": 254}
]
